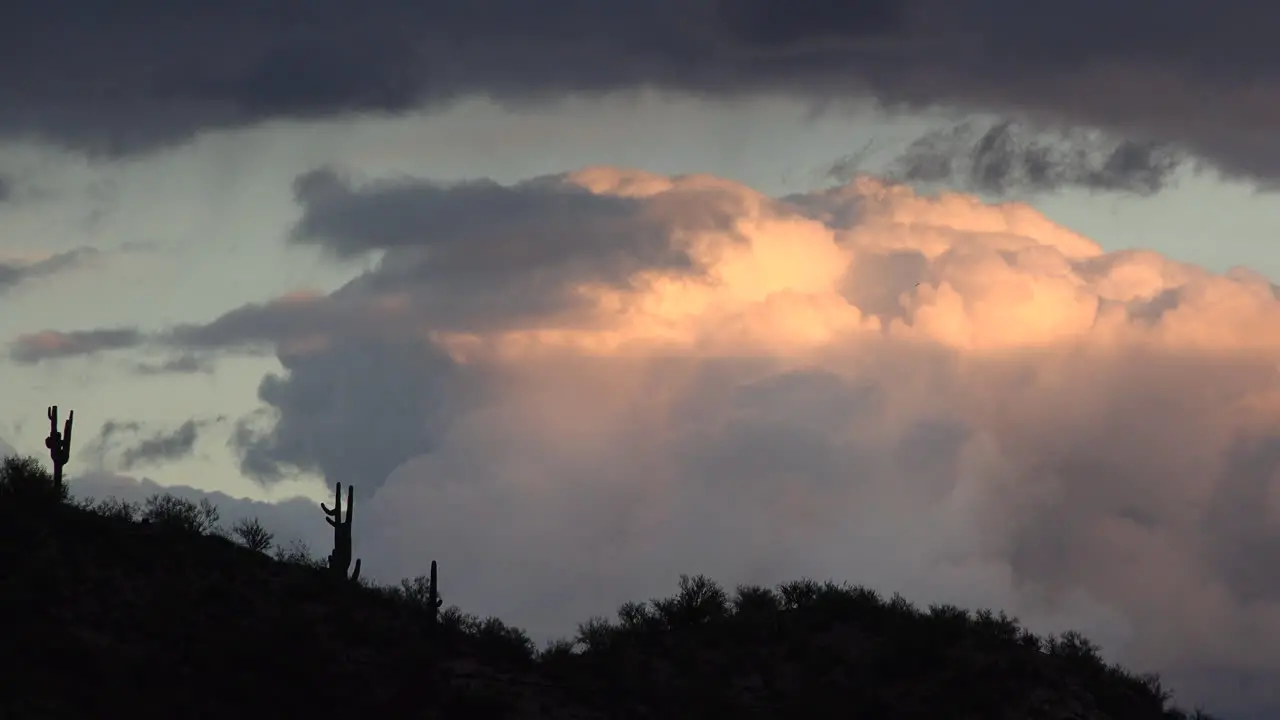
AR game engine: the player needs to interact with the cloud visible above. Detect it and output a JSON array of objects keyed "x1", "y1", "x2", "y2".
[
  {"x1": 83, "y1": 417, "x2": 224, "y2": 470},
  {"x1": 2, "y1": 0, "x2": 1278, "y2": 187},
  {"x1": 15, "y1": 166, "x2": 1280, "y2": 714},
  {"x1": 0, "y1": 248, "x2": 98, "y2": 296},
  {"x1": 9, "y1": 327, "x2": 143, "y2": 363},
  {"x1": 0, "y1": 176, "x2": 11, "y2": 203},
  {"x1": 118, "y1": 420, "x2": 203, "y2": 469},
  {"x1": 132, "y1": 354, "x2": 215, "y2": 376},
  {"x1": 830, "y1": 120, "x2": 1188, "y2": 197}
]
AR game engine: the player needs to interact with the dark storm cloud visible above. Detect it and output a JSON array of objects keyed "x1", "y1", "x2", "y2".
[
  {"x1": 289, "y1": 168, "x2": 734, "y2": 331},
  {"x1": 289, "y1": 168, "x2": 709, "y2": 268},
  {"x1": 230, "y1": 337, "x2": 464, "y2": 499},
  {"x1": 2, "y1": 0, "x2": 1277, "y2": 185}
]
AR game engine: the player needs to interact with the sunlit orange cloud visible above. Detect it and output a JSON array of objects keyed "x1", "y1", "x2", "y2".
[{"x1": 426, "y1": 170, "x2": 1280, "y2": 364}]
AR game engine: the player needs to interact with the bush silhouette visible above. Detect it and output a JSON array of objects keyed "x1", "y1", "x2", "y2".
[
  {"x1": 140, "y1": 492, "x2": 221, "y2": 534},
  {"x1": 0, "y1": 473, "x2": 1226, "y2": 718},
  {"x1": 650, "y1": 573, "x2": 730, "y2": 628},
  {"x1": 731, "y1": 584, "x2": 782, "y2": 618},
  {"x1": 0, "y1": 454, "x2": 68, "y2": 506},
  {"x1": 231, "y1": 516, "x2": 274, "y2": 552},
  {"x1": 83, "y1": 496, "x2": 140, "y2": 521},
  {"x1": 574, "y1": 615, "x2": 617, "y2": 652},
  {"x1": 616, "y1": 600, "x2": 661, "y2": 632},
  {"x1": 271, "y1": 538, "x2": 326, "y2": 568}
]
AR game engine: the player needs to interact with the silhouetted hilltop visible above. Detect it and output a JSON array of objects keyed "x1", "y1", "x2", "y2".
[{"x1": 1, "y1": 454, "x2": 1219, "y2": 719}]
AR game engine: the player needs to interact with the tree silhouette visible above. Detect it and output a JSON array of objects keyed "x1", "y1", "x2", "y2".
[
  {"x1": 0, "y1": 454, "x2": 68, "y2": 506},
  {"x1": 231, "y1": 516, "x2": 274, "y2": 552}
]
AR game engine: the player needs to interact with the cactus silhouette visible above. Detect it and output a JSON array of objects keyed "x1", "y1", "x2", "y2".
[
  {"x1": 321, "y1": 482, "x2": 361, "y2": 583},
  {"x1": 426, "y1": 559, "x2": 442, "y2": 625},
  {"x1": 44, "y1": 405, "x2": 73, "y2": 493}
]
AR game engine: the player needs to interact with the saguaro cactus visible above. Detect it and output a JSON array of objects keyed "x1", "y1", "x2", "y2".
[
  {"x1": 426, "y1": 560, "x2": 443, "y2": 625},
  {"x1": 321, "y1": 482, "x2": 361, "y2": 583},
  {"x1": 44, "y1": 406, "x2": 73, "y2": 493}
]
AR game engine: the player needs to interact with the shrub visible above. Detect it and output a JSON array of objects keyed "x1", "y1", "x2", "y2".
[
  {"x1": 650, "y1": 574, "x2": 729, "y2": 628},
  {"x1": 539, "y1": 637, "x2": 577, "y2": 661},
  {"x1": 616, "y1": 600, "x2": 660, "y2": 632},
  {"x1": 231, "y1": 516, "x2": 274, "y2": 552},
  {"x1": 397, "y1": 573, "x2": 443, "y2": 611},
  {"x1": 575, "y1": 616, "x2": 617, "y2": 652},
  {"x1": 89, "y1": 496, "x2": 141, "y2": 522},
  {"x1": 141, "y1": 493, "x2": 221, "y2": 534},
  {"x1": 473, "y1": 616, "x2": 537, "y2": 664},
  {"x1": 439, "y1": 605, "x2": 476, "y2": 633},
  {"x1": 732, "y1": 584, "x2": 782, "y2": 618},
  {"x1": 777, "y1": 578, "x2": 823, "y2": 609},
  {"x1": 272, "y1": 539, "x2": 325, "y2": 568},
  {"x1": 0, "y1": 455, "x2": 69, "y2": 506}
]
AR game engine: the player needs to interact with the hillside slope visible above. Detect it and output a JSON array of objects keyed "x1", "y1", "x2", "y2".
[{"x1": 0, "y1": 484, "x2": 1218, "y2": 719}]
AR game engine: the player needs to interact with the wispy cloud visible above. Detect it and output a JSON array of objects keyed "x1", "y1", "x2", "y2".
[
  {"x1": 0, "y1": 247, "x2": 98, "y2": 295},
  {"x1": 84, "y1": 417, "x2": 226, "y2": 471},
  {"x1": 831, "y1": 120, "x2": 1188, "y2": 197}
]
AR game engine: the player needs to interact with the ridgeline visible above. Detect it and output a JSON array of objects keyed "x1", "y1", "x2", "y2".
[{"x1": 1, "y1": 451, "x2": 1218, "y2": 719}]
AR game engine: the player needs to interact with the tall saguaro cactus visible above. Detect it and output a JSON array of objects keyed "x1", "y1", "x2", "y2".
[
  {"x1": 44, "y1": 406, "x2": 73, "y2": 493},
  {"x1": 426, "y1": 560, "x2": 443, "y2": 625},
  {"x1": 321, "y1": 482, "x2": 361, "y2": 583}
]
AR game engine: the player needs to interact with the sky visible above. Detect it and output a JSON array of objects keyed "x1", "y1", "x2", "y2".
[{"x1": 2, "y1": 1, "x2": 1279, "y2": 716}]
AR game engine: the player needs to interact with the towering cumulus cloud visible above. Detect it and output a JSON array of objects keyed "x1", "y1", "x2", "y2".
[{"x1": 13, "y1": 168, "x2": 1280, "y2": 713}]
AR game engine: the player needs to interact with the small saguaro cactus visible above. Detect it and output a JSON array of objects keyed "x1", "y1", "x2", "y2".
[
  {"x1": 321, "y1": 482, "x2": 361, "y2": 583},
  {"x1": 426, "y1": 560, "x2": 443, "y2": 625},
  {"x1": 44, "y1": 405, "x2": 73, "y2": 493}
]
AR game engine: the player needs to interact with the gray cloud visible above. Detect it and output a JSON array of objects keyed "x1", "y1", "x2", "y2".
[
  {"x1": 1, "y1": 0, "x2": 1278, "y2": 187},
  {"x1": 119, "y1": 420, "x2": 203, "y2": 469},
  {"x1": 0, "y1": 176, "x2": 12, "y2": 203},
  {"x1": 132, "y1": 354, "x2": 215, "y2": 376},
  {"x1": 82, "y1": 417, "x2": 223, "y2": 470},
  {"x1": 0, "y1": 247, "x2": 98, "y2": 295},
  {"x1": 230, "y1": 337, "x2": 462, "y2": 498},
  {"x1": 289, "y1": 167, "x2": 735, "y2": 330},
  {"x1": 831, "y1": 120, "x2": 1188, "y2": 197}
]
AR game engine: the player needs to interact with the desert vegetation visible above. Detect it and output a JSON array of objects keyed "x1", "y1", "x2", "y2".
[{"x1": 0, "y1": 409, "x2": 1220, "y2": 718}]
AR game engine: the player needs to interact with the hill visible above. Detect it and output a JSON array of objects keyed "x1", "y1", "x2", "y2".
[{"x1": 0, "y1": 454, "x2": 1219, "y2": 719}]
